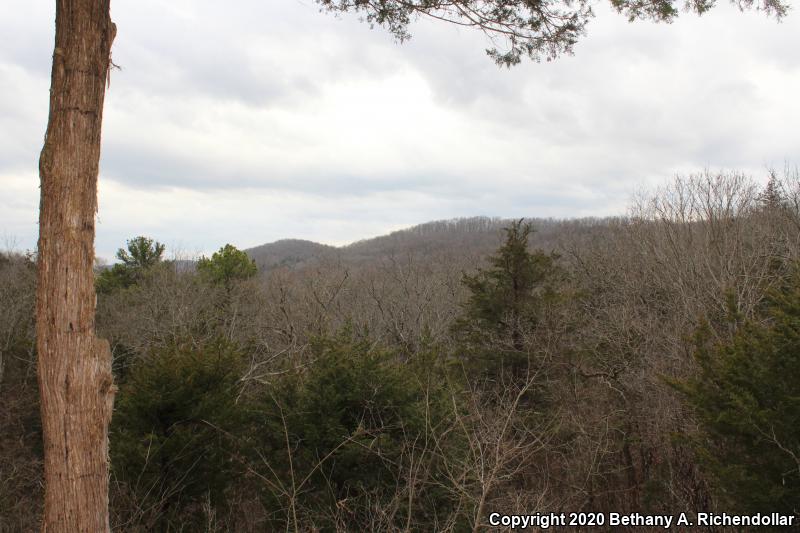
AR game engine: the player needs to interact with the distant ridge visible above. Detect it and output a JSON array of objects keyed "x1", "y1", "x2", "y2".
[
  {"x1": 245, "y1": 239, "x2": 336, "y2": 271},
  {"x1": 244, "y1": 216, "x2": 604, "y2": 272}
]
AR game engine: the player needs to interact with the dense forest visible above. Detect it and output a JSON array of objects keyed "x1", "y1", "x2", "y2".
[{"x1": 1, "y1": 170, "x2": 799, "y2": 531}]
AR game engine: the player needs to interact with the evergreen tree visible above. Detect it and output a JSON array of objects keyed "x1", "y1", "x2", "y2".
[
  {"x1": 197, "y1": 244, "x2": 257, "y2": 288},
  {"x1": 674, "y1": 269, "x2": 800, "y2": 523},
  {"x1": 116, "y1": 236, "x2": 166, "y2": 270},
  {"x1": 253, "y1": 330, "x2": 453, "y2": 530},
  {"x1": 758, "y1": 170, "x2": 787, "y2": 210},
  {"x1": 36, "y1": 0, "x2": 787, "y2": 526},
  {"x1": 453, "y1": 219, "x2": 563, "y2": 378},
  {"x1": 96, "y1": 236, "x2": 166, "y2": 293},
  {"x1": 111, "y1": 338, "x2": 246, "y2": 529}
]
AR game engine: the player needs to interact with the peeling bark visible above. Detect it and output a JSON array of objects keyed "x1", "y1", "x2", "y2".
[{"x1": 37, "y1": 1, "x2": 116, "y2": 531}]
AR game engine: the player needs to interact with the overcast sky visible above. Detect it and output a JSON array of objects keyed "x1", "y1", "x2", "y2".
[{"x1": 2, "y1": 0, "x2": 799, "y2": 260}]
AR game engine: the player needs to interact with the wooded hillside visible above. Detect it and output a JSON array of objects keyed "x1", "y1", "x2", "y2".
[{"x1": 1, "y1": 170, "x2": 799, "y2": 531}]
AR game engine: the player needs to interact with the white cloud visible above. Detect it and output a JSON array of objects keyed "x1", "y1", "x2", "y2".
[{"x1": 1, "y1": 0, "x2": 798, "y2": 257}]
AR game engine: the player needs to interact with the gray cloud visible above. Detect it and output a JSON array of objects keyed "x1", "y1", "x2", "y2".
[{"x1": 1, "y1": 0, "x2": 799, "y2": 259}]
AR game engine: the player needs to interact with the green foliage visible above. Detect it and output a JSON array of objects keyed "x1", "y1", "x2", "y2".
[
  {"x1": 673, "y1": 270, "x2": 800, "y2": 521},
  {"x1": 95, "y1": 263, "x2": 134, "y2": 294},
  {"x1": 453, "y1": 219, "x2": 563, "y2": 377},
  {"x1": 316, "y1": 0, "x2": 788, "y2": 66},
  {"x1": 111, "y1": 338, "x2": 246, "y2": 529},
  {"x1": 197, "y1": 244, "x2": 257, "y2": 287},
  {"x1": 117, "y1": 236, "x2": 166, "y2": 270},
  {"x1": 96, "y1": 236, "x2": 166, "y2": 293},
  {"x1": 252, "y1": 330, "x2": 453, "y2": 530}
]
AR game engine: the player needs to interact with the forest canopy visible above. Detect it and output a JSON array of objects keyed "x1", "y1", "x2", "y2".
[{"x1": 2, "y1": 171, "x2": 799, "y2": 530}]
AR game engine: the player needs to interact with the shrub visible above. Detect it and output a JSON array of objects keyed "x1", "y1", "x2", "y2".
[
  {"x1": 673, "y1": 270, "x2": 800, "y2": 521},
  {"x1": 252, "y1": 331, "x2": 453, "y2": 530},
  {"x1": 111, "y1": 338, "x2": 246, "y2": 529}
]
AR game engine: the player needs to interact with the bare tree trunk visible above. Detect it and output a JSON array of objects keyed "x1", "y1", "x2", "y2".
[{"x1": 37, "y1": 1, "x2": 116, "y2": 530}]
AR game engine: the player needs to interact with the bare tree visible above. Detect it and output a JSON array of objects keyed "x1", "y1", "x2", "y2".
[
  {"x1": 431, "y1": 372, "x2": 556, "y2": 533},
  {"x1": 0, "y1": 253, "x2": 40, "y2": 532},
  {"x1": 35, "y1": 0, "x2": 786, "y2": 525}
]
